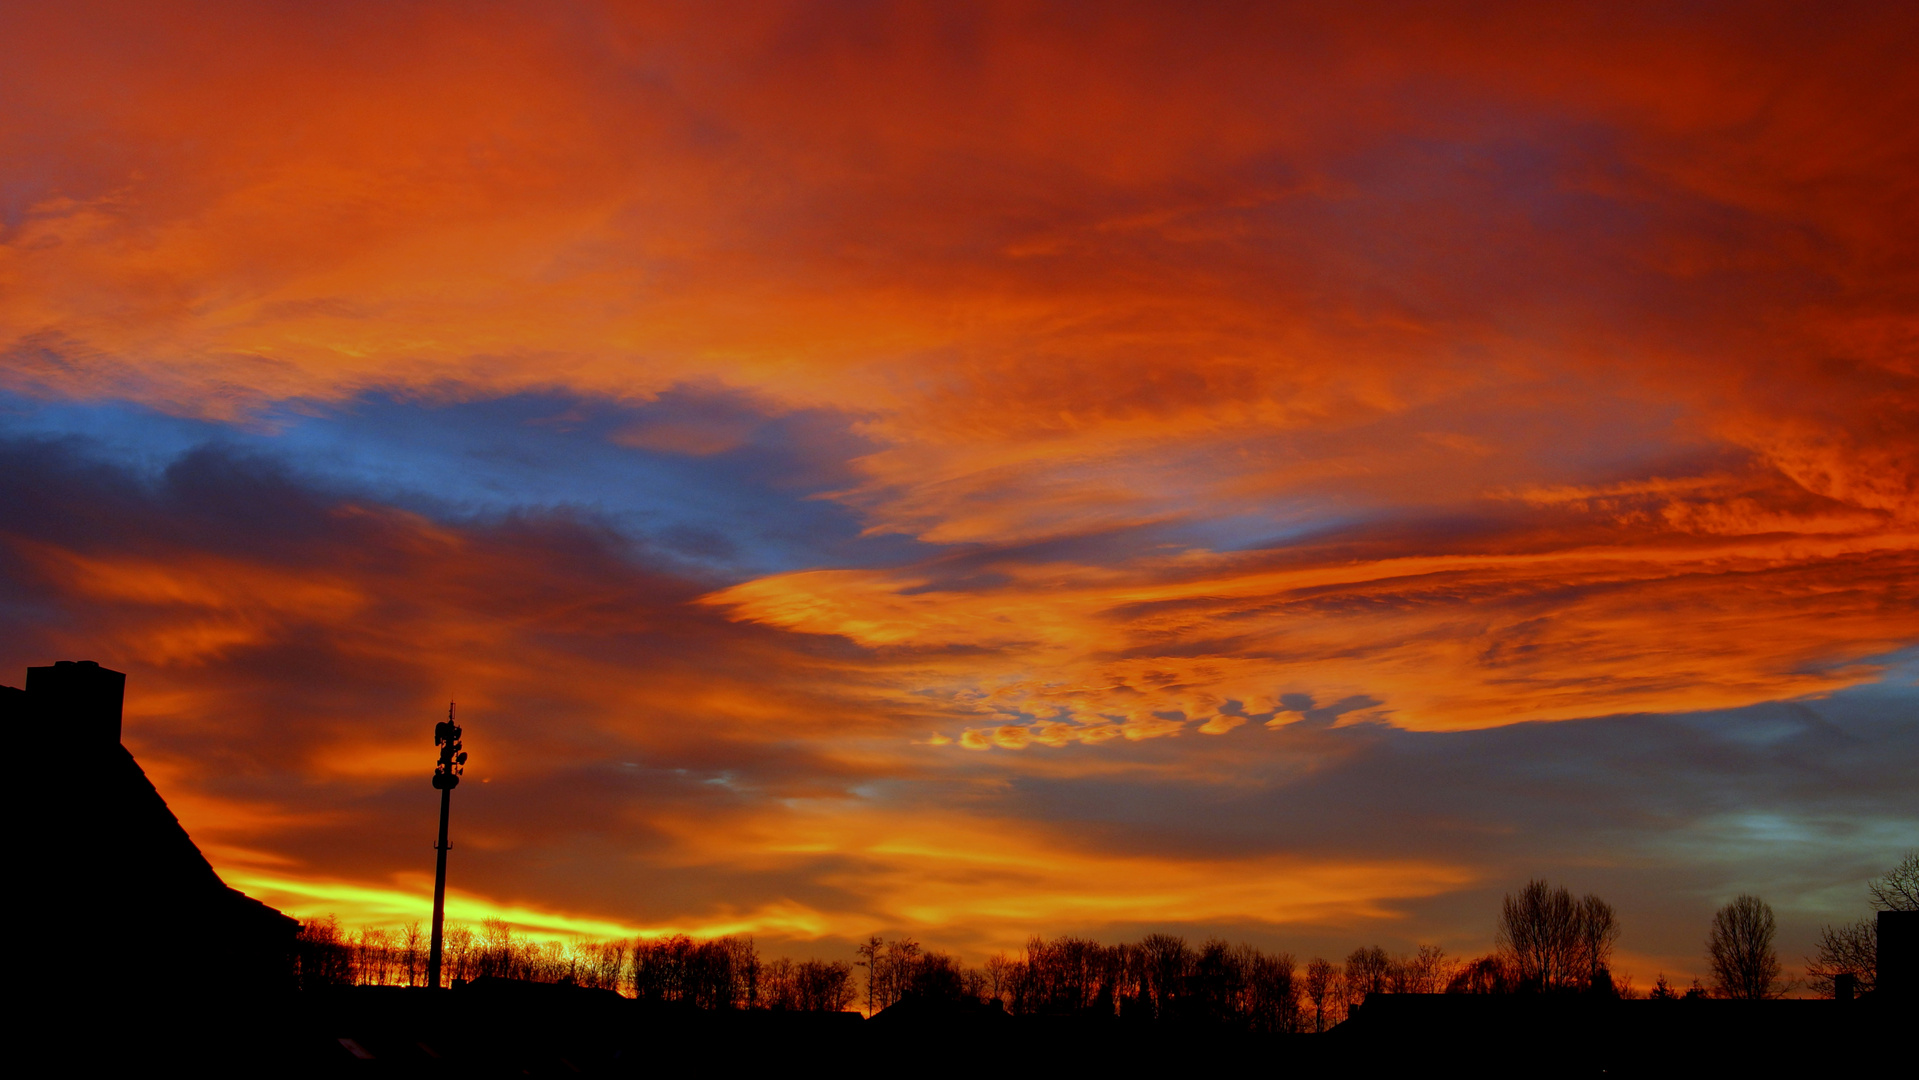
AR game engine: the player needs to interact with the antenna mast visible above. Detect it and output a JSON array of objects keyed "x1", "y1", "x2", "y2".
[{"x1": 426, "y1": 701, "x2": 466, "y2": 990}]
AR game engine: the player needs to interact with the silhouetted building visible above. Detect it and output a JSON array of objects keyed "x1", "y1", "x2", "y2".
[
  {"x1": 4, "y1": 660, "x2": 298, "y2": 995},
  {"x1": 1879, "y1": 909, "x2": 1917, "y2": 999}
]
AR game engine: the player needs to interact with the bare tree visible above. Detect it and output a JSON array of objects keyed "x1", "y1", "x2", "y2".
[
  {"x1": 478, "y1": 917, "x2": 513, "y2": 979},
  {"x1": 1446, "y1": 955, "x2": 1514, "y2": 994},
  {"x1": 880, "y1": 945, "x2": 956, "y2": 1004},
  {"x1": 961, "y1": 965, "x2": 991, "y2": 1003},
  {"x1": 1498, "y1": 880, "x2": 1577, "y2": 990},
  {"x1": 1867, "y1": 851, "x2": 1919, "y2": 912},
  {"x1": 1344, "y1": 945, "x2": 1392, "y2": 1007},
  {"x1": 1187, "y1": 939, "x2": 1249, "y2": 1024},
  {"x1": 726, "y1": 936, "x2": 761, "y2": 1007},
  {"x1": 1802, "y1": 853, "x2": 1917, "y2": 996},
  {"x1": 763, "y1": 958, "x2": 797, "y2": 1009},
  {"x1": 1577, "y1": 895, "x2": 1619, "y2": 983},
  {"x1": 1242, "y1": 948, "x2": 1301, "y2": 1033},
  {"x1": 1400, "y1": 943, "x2": 1452, "y2": 993},
  {"x1": 355, "y1": 927, "x2": 393, "y2": 986},
  {"x1": 1707, "y1": 894, "x2": 1785, "y2": 1000},
  {"x1": 445, "y1": 924, "x2": 475, "y2": 985},
  {"x1": 1137, "y1": 933, "x2": 1191, "y2": 1018},
  {"x1": 1497, "y1": 879, "x2": 1618, "y2": 991},
  {"x1": 855, "y1": 935, "x2": 883, "y2": 1015},
  {"x1": 983, "y1": 952, "x2": 1019, "y2": 1010},
  {"x1": 796, "y1": 959, "x2": 856, "y2": 1011},
  {"x1": 879, "y1": 937, "x2": 920, "y2": 1010},
  {"x1": 760, "y1": 956, "x2": 854, "y2": 1011},
  {"x1": 401, "y1": 921, "x2": 425, "y2": 987},
  {"x1": 1805, "y1": 919, "x2": 1875, "y2": 998},
  {"x1": 632, "y1": 934, "x2": 689, "y2": 1003},
  {"x1": 1304, "y1": 957, "x2": 1338, "y2": 1032},
  {"x1": 589, "y1": 938, "x2": 628, "y2": 991},
  {"x1": 295, "y1": 915, "x2": 352, "y2": 988},
  {"x1": 1016, "y1": 935, "x2": 1111, "y2": 1015}
]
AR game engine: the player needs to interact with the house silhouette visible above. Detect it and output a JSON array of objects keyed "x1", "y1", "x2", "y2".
[{"x1": 4, "y1": 660, "x2": 298, "y2": 995}]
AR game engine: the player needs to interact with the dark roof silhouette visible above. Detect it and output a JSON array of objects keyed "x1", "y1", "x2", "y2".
[
  {"x1": 6, "y1": 660, "x2": 298, "y2": 994},
  {"x1": 1881, "y1": 909, "x2": 1917, "y2": 999}
]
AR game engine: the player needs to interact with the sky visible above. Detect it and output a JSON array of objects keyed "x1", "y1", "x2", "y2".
[{"x1": 3, "y1": 1, "x2": 1915, "y2": 984}]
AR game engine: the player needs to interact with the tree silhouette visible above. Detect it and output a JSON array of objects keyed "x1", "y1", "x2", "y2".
[
  {"x1": 881, "y1": 937, "x2": 921, "y2": 1009},
  {"x1": 1576, "y1": 895, "x2": 1619, "y2": 985},
  {"x1": 855, "y1": 935, "x2": 883, "y2": 1015},
  {"x1": 763, "y1": 957, "x2": 856, "y2": 1010},
  {"x1": 1188, "y1": 939, "x2": 1249, "y2": 1024},
  {"x1": 1304, "y1": 958, "x2": 1338, "y2": 1031},
  {"x1": 1867, "y1": 851, "x2": 1919, "y2": 912},
  {"x1": 262, "y1": 889, "x2": 1653, "y2": 1030},
  {"x1": 1707, "y1": 895, "x2": 1785, "y2": 1000},
  {"x1": 1240, "y1": 947, "x2": 1302, "y2": 1033},
  {"x1": 1805, "y1": 919, "x2": 1875, "y2": 998},
  {"x1": 627, "y1": 933, "x2": 761, "y2": 1008},
  {"x1": 445, "y1": 924, "x2": 475, "y2": 985},
  {"x1": 583, "y1": 937, "x2": 628, "y2": 991},
  {"x1": 354, "y1": 926, "x2": 392, "y2": 985},
  {"x1": 1803, "y1": 853, "x2": 1916, "y2": 996},
  {"x1": 401, "y1": 921, "x2": 426, "y2": 987},
  {"x1": 1344, "y1": 945, "x2": 1392, "y2": 1007},
  {"x1": 1446, "y1": 955, "x2": 1515, "y2": 994},
  {"x1": 1396, "y1": 943, "x2": 1453, "y2": 993},
  {"x1": 983, "y1": 952, "x2": 1019, "y2": 1010},
  {"x1": 294, "y1": 915, "x2": 352, "y2": 988},
  {"x1": 1496, "y1": 879, "x2": 1618, "y2": 991},
  {"x1": 1138, "y1": 933, "x2": 1192, "y2": 1019}
]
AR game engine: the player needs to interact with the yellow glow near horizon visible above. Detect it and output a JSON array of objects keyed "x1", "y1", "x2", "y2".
[{"x1": 223, "y1": 870, "x2": 832, "y2": 943}]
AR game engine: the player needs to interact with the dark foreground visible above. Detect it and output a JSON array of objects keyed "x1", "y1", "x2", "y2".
[{"x1": 29, "y1": 981, "x2": 1909, "y2": 1078}]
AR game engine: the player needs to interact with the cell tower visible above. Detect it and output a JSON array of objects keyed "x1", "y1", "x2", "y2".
[{"x1": 426, "y1": 702, "x2": 467, "y2": 990}]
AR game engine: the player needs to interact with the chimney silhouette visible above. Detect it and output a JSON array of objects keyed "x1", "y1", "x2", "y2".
[{"x1": 24, "y1": 659, "x2": 126, "y2": 746}]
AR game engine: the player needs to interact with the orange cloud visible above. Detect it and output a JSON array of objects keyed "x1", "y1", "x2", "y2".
[{"x1": 712, "y1": 524, "x2": 1918, "y2": 742}]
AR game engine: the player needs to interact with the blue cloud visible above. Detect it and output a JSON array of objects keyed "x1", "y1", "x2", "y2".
[{"x1": 0, "y1": 385, "x2": 932, "y2": 579}]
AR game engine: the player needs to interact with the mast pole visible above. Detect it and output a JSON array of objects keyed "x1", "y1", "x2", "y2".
[
  {"x1": 426, "y1": 701, "x2": 466, "y2": 989},
  {"x1": 428, "y1": 783, "x2": 452, "y2": 988}
]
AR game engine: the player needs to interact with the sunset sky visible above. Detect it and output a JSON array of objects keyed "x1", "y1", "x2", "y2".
[{"x1": 3, "y1": 1, "x2": 1914, "y2": 984}]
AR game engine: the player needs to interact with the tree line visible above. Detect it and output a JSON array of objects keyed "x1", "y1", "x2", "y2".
[
  {"x1": 295, "y1": 917, "x2": 856, "y2": 1011},
  {"x1": 295, "y1": 853, "x2": 1915, "y2": 1015},
  {"x1": 293, "y1": 917, "x2": 1510, "y2": 1030},
  {"x1": 1493, "y1": 854, "x2": 1915, "y2": 1003},
  {"x1": 858, "y1": 931, "x2": 1310, "y2": 1030}
]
